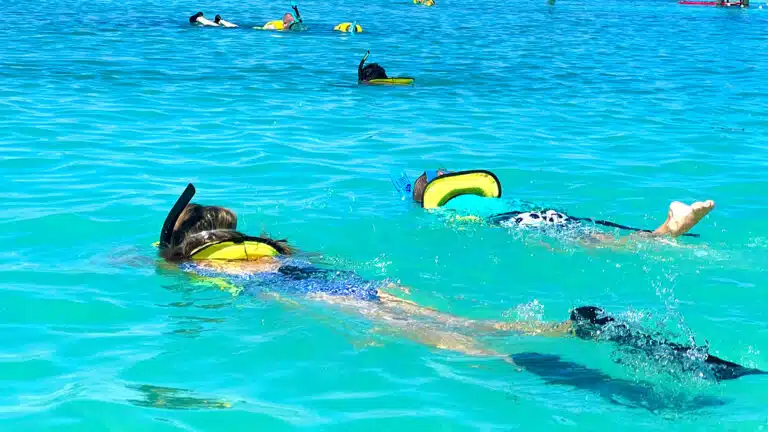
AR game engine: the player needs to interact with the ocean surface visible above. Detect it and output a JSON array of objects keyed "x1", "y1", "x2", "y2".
[{"x1": 2, "y1": 0, "x2": 768, "y2": 429}]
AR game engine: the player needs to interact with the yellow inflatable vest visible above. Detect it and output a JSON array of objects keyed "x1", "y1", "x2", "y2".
[
  {"x1": 260, "y1": 20, "x2": 285, "y2": 30},
  {"x1": 421, "y1": 170, "x2": 501, "y2": 209},
  {"x1": 334, "y1": 22, "x2": 363, "y2": 33},
  {"x1": 188, "y1": 237, "x2": 282, "y2": 260}
]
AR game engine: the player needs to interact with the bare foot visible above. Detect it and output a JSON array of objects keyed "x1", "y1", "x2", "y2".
[{"x1": 655, "y1": 200, "x2": 715, "y2": 237}]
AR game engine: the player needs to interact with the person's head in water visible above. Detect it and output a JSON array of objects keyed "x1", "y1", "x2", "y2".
[
  {"x1": 282, "y1": 13, "x2": 295, "y2": 28},
  {"x1": 357, "y1": 51, "x2": 388, "y2": 82},
  {"x1": 189, "y1": 12, "x2": 204, "y2": 24},
  {"x1": 412, "y1": 169, "x2": 451, "y2": 203},
  {"x1": 214, "y1": 14, "x2": 222, "y2": 24},
  {"x1": 360, "y1": 63, "x2": 387, "y2": 81},
  {"x1": 168, "y1": 203, "x2": 237, "y2": 248},
  {"x1": 161, "y1": 202, "x2": 293, "y2": 261}
]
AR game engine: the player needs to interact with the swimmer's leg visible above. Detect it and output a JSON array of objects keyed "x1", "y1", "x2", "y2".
[
  {"x1": 650, "y1": 201, "x2": 716, "y2": 237},
  {"x1": 377, "y1": 290, "x2": 479, "y2": 328},
  {"x1": 312, "y1": 292, "x2": 519, "y2": 366},
  {"x1": 378, "y1": 290, "x2": 571, "y2": 336},
  {"x1": 577, "y1": 200, "x2": 715, "y2": 247}
]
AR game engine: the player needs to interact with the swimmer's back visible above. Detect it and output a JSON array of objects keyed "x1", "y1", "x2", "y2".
[{"x1": 181, "y1": 261, "x2": 380, "y2": 301}]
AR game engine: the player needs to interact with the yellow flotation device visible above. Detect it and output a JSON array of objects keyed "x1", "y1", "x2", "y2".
[
  {"x1": 334, "y1": 22, "x2": 363, "y2": 33},
  {"x1": 188, "y1": 238, "x2": 281, "y2": 260},
  {"x1": 260, "y1": 20, "x2": 285, "y2": 30},
  {"x1": 414, "y1": 0, "x2": 435, "y2": 6},
  {"x1": 365, "y1": 78, "x2": 415, "y2": 86},
  {"x1": 421, "y1": 170, "x2": 501, "y2": 209}
]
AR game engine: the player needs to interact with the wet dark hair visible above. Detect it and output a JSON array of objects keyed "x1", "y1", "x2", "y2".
[
  {"x1": 412, "y1": 170, "x2": 451, "y2": 203},
  {"x1": 412, "y1": 172, "x2": 428, "y2": 203},
  {"x1": 214, "y1": 14, "x2": 222, "y2": 23},
  {"x1": 359, "y1": 63, "x2": 388, "y2": 82},
  {"x1": 161, "y1": 203, "x2": 293, "y2": 261},
  {"x1": 189, "y1": 12, "x2": 203, "y2": 23}
]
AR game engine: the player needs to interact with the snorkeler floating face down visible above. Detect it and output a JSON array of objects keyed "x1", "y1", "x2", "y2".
[
  {"x1": 408, "y1": 168, "x2": 716, "y2": 241},
  {"x1": 156, "y1": 184, "x2": 761, "y2": 385},
  {"x1": 357, "y1": 51, "x2": 415, "y2": 85}
]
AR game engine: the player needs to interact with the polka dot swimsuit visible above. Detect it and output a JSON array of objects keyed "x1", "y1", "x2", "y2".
[{"x1": 494, "y1": 210, "x2": 573, "y2": 228}]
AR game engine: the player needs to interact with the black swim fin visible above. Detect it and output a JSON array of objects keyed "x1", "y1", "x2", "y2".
[
  {"x1": 570, "y1": 306, "x2": 766, "y2": 381},
  {"x1": 705, "y1": 354, "x2": 767, "y2": 380}
]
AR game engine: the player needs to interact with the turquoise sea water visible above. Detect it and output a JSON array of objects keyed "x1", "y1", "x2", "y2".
[{"x1": 2, "y1": 0, "x2": 768, "y2": 428}]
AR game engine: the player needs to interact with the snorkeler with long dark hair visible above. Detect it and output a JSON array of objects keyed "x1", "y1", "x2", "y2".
[
  {"x1": 358, "y1": 51, "x2": 414, "y2": 85},
  {"x1": 157, "y1": 184, "x2": 760, "y2": 382},
  {"x1": 398, "y1": 169, "x2": 715, "y2": 245},
  {"x1": 358, "y1": 51, "x2": 388, "y2": 82}
]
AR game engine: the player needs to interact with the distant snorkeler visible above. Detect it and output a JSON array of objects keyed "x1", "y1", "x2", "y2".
[
  {"x1": 282, "y1": 3, "x2": 307, "y2": 31},
  {"x1": 358, "y1": 51, "x2": 415, "y2": 85},
  {"x1": 189, "y1": 12, "x2": 219, "y2": 26},
  {"x1": 214, "y1": 15, "x2": 238, "y2": 28},
  {"x1": 260, "y1": 4, "x2": 307, "y2": 31},
  {"x1": 413, "y1": 0, "x2": 436, "y2": 6},
  {"x1": 156, "y1": 184, "x2": 761, "y2": 382},
  {"x1": 358, "y1": 50, "x2": 387, "y2": 82},
  {"x1": 403, "y1": 169, "x2": 715, "y2": 245}
]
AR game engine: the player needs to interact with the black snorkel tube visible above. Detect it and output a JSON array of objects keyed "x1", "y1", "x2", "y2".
[
  {"x1": 358, "y1": 50, "x2": 370, "y2": 82},
  {"x1": 289, "y1": 2, "x2": 303, "y2": 29},
  {"x1": 158, "y1": 183, "x2": 196, "y2": 249}
]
